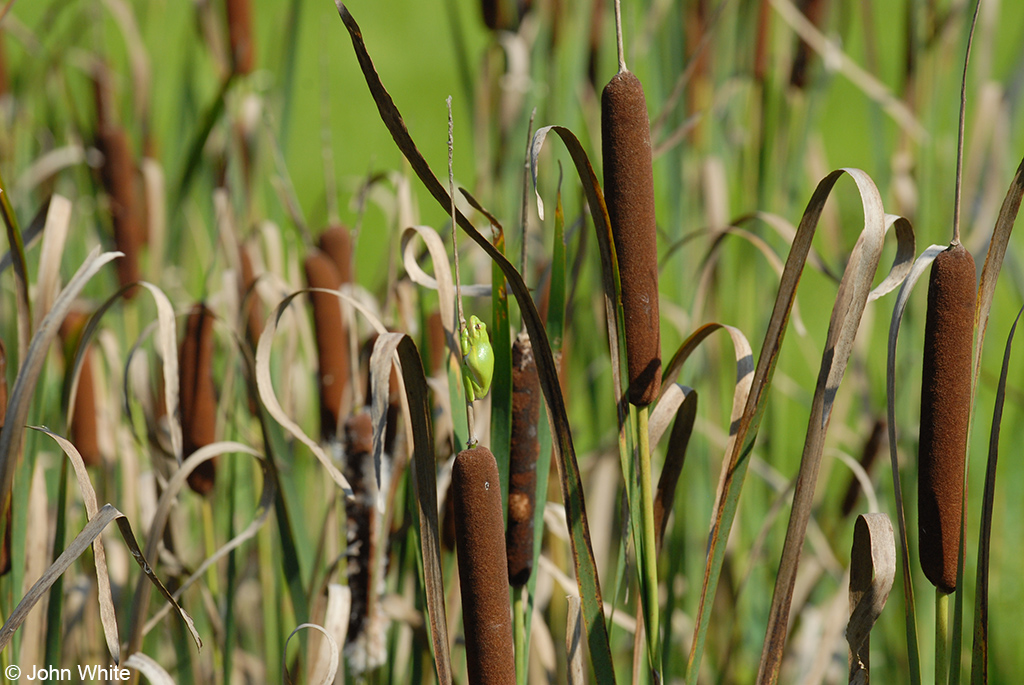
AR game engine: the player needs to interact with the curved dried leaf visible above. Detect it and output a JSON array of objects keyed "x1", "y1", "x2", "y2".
[
  {"x1": 127, "y1": 442, "x2": 263, "y2": 654},
  {"x1": 0, "y1": 249, "x2": 122, "y2": 526},
  {"x1": 401, "y1": 225, "x2": 491, "y2": 298},
  {"x1": 140, "y1": 443, "x2": 274, "y2": 636},
  {"x1": 0, "y1": 503, "x2": 200, "y2": 653},
  {"x1": 653, "y1": 386, "x2": 698, "y2": 548},
  {"x1": 284, "y1": 623, "x2": 339, "y2": 685},
  {"x1": 848, "y1": 513, "x2": 896, "y2": 685},
  {"x1": 124, "y1": 653, "x2": 175, "y2": 685},
  {"x1": 758, "y1": 169, "x2": 892, "y2": 684},
  {"x1": 31, "y1": 427, "x2": 119, "y2": 662}
]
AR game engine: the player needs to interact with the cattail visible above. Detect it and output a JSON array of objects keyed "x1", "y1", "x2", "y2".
[
  {"x1": 343, "y1": 412, "x2": 388, "y2": 673},
  {"x1": 506, "y1": 332, "x2": 540, "y2": 586},
  {"x1": 602, "y1": 70, "x2": 661, "y2": 406},
  {"x1": 225, "y1": 0, "x2": 254, "y2": 75},
  {"x1": 789, "y1": 0, "x2": 829, "y2": 88},
  {"x1": 180, "y1": 303, "x2": 218, "y2": 495},
  {"x1": 918, "y1": 243, "x2": 975, "y2": 594},
  {"x1": 94, "y1": 67, "x2": 143, "y2": 297},
  {"x1": 319, "y1": 225, "x2": 353, "y2": 285},
  {"x1": 60, "y1": 313, "x2": 102, "y2": 468},
  {"x1": 238, "y1": 242, "x2": 263, "y2": 350},
  {"x1": 97, "y1": 127, "x2": 143, "y2": 296},
  {"x1": 304, "y1": 250, "x2": 349, "y2": 440},
  {"x1": 452, "y1": 446, "x2": 516, "y2": 685}
]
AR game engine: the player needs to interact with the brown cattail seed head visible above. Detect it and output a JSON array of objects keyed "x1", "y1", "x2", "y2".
[
  {"x1": 180, "y1": 303, "x2": 218, "y2": 495},
  {"x1": 318, "y1": 225, "x2": 353, "y2": 285},
  {"x1": 602, "y1": 71, "x2": 661, "y2": 407},
  {"x1": 918, "y1": 243, "x2": 975, "y2": 594},
  {"x1": 452, "y1": 446, "x2": 516, "y2": 685},
  {"x1": 304, "y1": 250, "x2": 350, "y2": 439},
  {"x1": 506, "y1": 333, "x2": 540, "y2": 586},
  {"x1": 225, "y1": 0, "x2": 254, "y2": 75},
  {"x1": 97, "y1": 127, "x2": 142, "y2": 296},
  {"x1": 60, "y1": 313, "x2": 102, "y2": 468}
]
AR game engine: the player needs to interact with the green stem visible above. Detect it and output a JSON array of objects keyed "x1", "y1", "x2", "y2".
[
  {"x1": 513, "y1": 586, "x2": 527, "y2": 685},
  {"x1": 637, "y1": 405, "x2": 662, "y2": 680},
  {"x1": 936, "y1": 590, "x2": 949, "y2": 685}
]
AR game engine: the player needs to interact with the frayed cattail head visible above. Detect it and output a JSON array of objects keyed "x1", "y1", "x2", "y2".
[
  {"x1": 918, "y1": 243, "x2": 975, "y2": 594},
  {"x1": 225, "y1": 0, "x2": 254, "y2": 75},
  {"x1": 304, "y1": 250, "x2": 349, "y2": 440},
  {"x1": 318, "y1": 225, "x2": 353, "y2": 285},
  {"x1": 60, "y1": 313, "x2": 102, "y2": 468},
  {"x1": 506, "y1": 332, "x2": 540, "y2": 587},
  {"x1": 602, "y1": 70, "x2": 661, "y2": 407},
  {"x1": 453, "y1": 446, "x2": 516, "y2": 685},
  {"x1": 343, "y1": 411, "x2": 388, "y2": 673},
  {"x1": 180, "y1": 303, "x2": 218, "y2": 495}
]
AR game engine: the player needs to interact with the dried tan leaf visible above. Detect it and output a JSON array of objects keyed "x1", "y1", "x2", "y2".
[
  {"x1": 124, "y1": 653, "x2": 175, "y2": 685},
  {"x1": 847, "y1": 514, "x2": 896, "y2": 684},
  {"x1": 285, "y1": 623, "x2": 339, "y2": 685}
]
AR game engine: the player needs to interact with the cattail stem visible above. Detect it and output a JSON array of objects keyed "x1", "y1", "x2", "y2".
[
  {"x1": 636, "y1": 404, "x2": 662, "y2": 679},
  {"x1": 936, "y1": 590, "x2": 949, "y2": 685},
  {"x1": 613, "y1": 0, "x2": 626, "y2": 73},
  {"x1": 952, "y1": 0, "x2": 982, "y2": 245},
  {"x1": 513, "y1": 587, "x2": 527, "y2": 685},
  {"x1": 447, "y1": 96, "x2": 475, "y2": 444}
]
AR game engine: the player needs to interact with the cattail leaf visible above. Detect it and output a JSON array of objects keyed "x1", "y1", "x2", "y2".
[
  {"x1": 970, "y1": 304, "x2": 1024, "y2": 684},
  {"x1": 567, "y1": 595, "x2": 585, "y2": 685},
  {"x1": 123, "y1": 653, "x2": 175, "y2": 685},
  {"x1": 0, "y1": 503, "x2": 200, "y2": 653},
  {"x1": 652, "y1": 386, "x2": 697, "y2": 549},
  {"x1": 972, "y1": 155, "x2": 1024, "y2": 393},
  {"x1": 369, "y1": 332, "x2": 451, "y2": 684},
  {"x1": 0, "y1": 249, "x2": 121, "y2": 531},
  {"x1": 0, "y1": 185, "x2": 31, "y2": 358},
  {"x1": 139, "y1": 282, "x2": 183, "y2": 460},
  {"x1": 255, "y1": 289, "x2": 358, "y2": 496},
  {"x1": 311, "y1": 584, "x2": 351, "y2": 684},
  {"x1": 333, "y1": 6, "x2": 614, "y2": 680},
  {"x1": 137, "y1": 442, "x2": 273, "y2": 638},
  {"x1": 284, "y1": 623, "x2": 340, "y2": 685},
  {"x1": 31, "y1": 427, "x2": 119, "y2": 662},
  {"x1": 32, "y1": 195, "x2": 71, "y2": 330},
  {"x1": 847, "y1": 513, "x2": 896, "y2": 684},
  {"x1": 757, "y1": 169, "x2": 897, "y2": 683},
  {"x1": 0, "y1": 196, "x2": 49, "y2": 276},
  {"x1": 141, "y1": 159, "x2": 166, "y2": 282},
  {"x1": 401, "y1": 227, "x2": 491, "y2": 298},
  {"x1": 884, "y1": 243, "x2": 946, "y2": 685}
]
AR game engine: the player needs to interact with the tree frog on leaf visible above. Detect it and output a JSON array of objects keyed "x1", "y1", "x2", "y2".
[{"x1": 460, "y1": 315, "x2": 494, "y2": 402}]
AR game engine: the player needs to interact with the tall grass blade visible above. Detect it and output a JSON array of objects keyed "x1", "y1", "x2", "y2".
[
  {"x1": 333, "y1": 6, "x2": 614, "y2": 680},
  {"x1": 970, "y1": 305, "x2": 1024, "y2": 684},
  {"x1": 284, "y1": 623, "x2": 340, "y2": 684}
]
